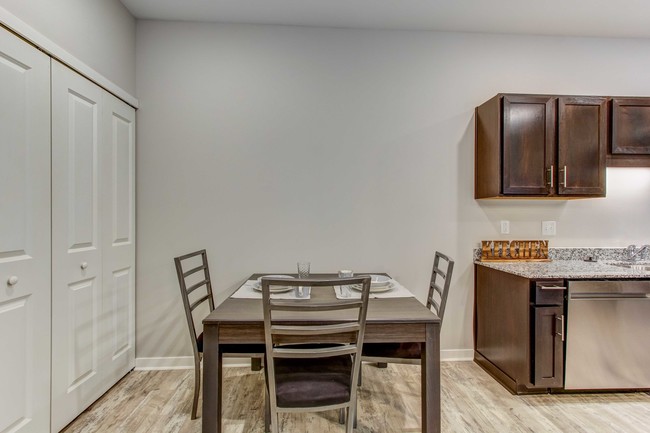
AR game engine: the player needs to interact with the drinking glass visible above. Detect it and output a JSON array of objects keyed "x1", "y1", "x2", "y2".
[
  {"x1": 338, "y1": 270, "x2": 353, "y2": 278},
  {"x1": 296, "y1": 262, "x2": 310, "y2": 298},
  {"x1": 338, "y1": 270, "x2": 353, "y2": 297},
  {"x1": 297, "y1": 262, "x2": 311, "y2": 279}
]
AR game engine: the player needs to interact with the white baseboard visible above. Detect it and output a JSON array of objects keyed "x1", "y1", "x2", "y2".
[
  {"x1": 440, "y1": 349, "x2": 473, "y2": 361},
  {"x1": 136, "y1": 350, "x2": 474, "y2": 370},
  {"x1": 135, "y1": 356, "x2": 195, "y2": 370}
]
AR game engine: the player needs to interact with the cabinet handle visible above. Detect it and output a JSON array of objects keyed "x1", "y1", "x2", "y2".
[
  {"x1": 7, "y1": 276, "x2": 19, "y2": 286},
  {"x1": 556, "y1": 314, "x2": 565, "y2": 341},
  {"x1": 559, "y1": 165, "x2": 567, "y2": 187},
  {"x1": 539, "y1": 285, "x2": 567, "y2": 290},
  {"x1": 81, "y1": 262, "x2": 88, "y2": 270},
  {"x1": 547, "y1": 165, "x2": 554, "y2": 188}
]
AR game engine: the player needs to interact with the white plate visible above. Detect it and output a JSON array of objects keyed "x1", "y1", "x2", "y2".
[
  {"x1": 348, "y1": 282, "x2": 394, "y2": 293},
  {"x1": 254, "y1": 275, "x2": 295, "y2": 293}
]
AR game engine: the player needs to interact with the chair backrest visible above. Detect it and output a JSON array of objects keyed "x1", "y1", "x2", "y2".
[
  {"x1": 262, "y1": 276, "x2": 371, "y2": 410},
  {"x1": 426, "y1": 251, "x2": 454, "y2": 323},
  {"x1": 174, "y1": 249, "x2": 215, "y2": 355}
]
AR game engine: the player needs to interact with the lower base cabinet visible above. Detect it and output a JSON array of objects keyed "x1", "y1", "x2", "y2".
[{"x1": 474, "y1": 265, "x2": 566, "y2": 394}]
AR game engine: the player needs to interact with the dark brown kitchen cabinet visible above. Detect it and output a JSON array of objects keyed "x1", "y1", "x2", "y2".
[
  {"x1": 612, "y1": 98, "x2": 650, "y2": 155},
  {"x1": 532, "y1": 305, "x2": 564, "y2": 388},
  {"x1": 608, "y1": 97, "x2": 650, "y2": 167},
  {"x1": 474, "y1": 265, "x2": 566, "y2": 394},
  {"x1": 475, "y1": 93, "x2": 607, "y2": 199}
]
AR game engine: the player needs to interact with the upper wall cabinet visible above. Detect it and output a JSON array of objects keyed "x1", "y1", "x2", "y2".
[
  {"x1": 475, "y1": 94, "x2": 607, "y2": 199},
  {"x1": 612, "y1": 98, "x2": 650, "y2": 155},
  {"x1": 608, "y1": 97, "x2": 650, "y2": 167}
]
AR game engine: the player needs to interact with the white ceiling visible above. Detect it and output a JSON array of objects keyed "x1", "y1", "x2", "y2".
[{"x1": 120, "y1": 0, "x2": 650, "y2": 38}]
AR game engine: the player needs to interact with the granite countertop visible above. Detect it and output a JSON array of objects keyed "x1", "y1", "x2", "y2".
[{"x1": 475, "y1": 259, "x2": 650, "y2": 279}]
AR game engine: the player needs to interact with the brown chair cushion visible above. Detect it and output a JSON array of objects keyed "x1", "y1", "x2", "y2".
[
  {"x1": 361, "y1": 342, "x2": 421, "y2": 359},
  {"x1": 273, "y1": 355, "x2": 353, "y2": 408}
]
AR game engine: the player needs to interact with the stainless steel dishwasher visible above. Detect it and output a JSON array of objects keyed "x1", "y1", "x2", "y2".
[{"x1": 564, "y1": 280, "x2": 650, "y2": 390}]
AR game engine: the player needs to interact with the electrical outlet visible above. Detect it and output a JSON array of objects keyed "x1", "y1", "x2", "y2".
[
  {"x1": 542, "y1": 221, "x2": 556, "y2": 236},
  {"x1": 500, "y1": 220, "x2": 510, "y2": 234}
]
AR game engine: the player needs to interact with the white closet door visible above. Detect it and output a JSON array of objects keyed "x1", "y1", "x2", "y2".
[
  {"x1": 0, "y1": 29, "x2": 51, "y2": 433},
  {"x1": 101, "y1": 92, "x2": 136, "y2": 384},
  {"x1": 51, "y1": 60, "x2": 106, "y2": 432}
]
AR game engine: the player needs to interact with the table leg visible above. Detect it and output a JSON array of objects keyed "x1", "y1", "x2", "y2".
[
  {"x1": 202, "y1": 325, "x2": 222, "y2": 433},
  {"x1": 421, "y1": 323, "x2": 441, "y2": 433}
]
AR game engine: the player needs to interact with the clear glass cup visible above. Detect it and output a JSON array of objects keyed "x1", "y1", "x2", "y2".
[
  {"x1": 338, "y1": 270, "x2": 353, "y2": 297},
  {"x1": 338, "y1": 270, "x2": 353, "y2": 278},
  {"x1": 296, "y1": 262, "x2": 311, "y2": 298}
]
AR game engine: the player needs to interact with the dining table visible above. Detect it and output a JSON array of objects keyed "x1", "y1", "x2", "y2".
[{"x1": 202, "y1": 273, "x2": 441, "y2": 433}]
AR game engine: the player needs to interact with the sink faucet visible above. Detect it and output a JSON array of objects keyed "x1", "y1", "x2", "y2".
[{"x1": 626, "y1": 244, "x2": 650, "y2": 262}]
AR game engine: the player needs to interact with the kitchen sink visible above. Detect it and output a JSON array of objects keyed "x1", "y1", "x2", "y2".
[{"x1": 611, "y1": 262, "x2": 650, "y2": 272}]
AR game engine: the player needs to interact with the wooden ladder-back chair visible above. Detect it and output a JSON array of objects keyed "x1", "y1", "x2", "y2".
[
  {"x1": 262, "y1": 276, "x2": 371, "y2": 433},
  {"x1": 360, "y1": 251, "x2": 454, "y2": 374},
  {"x1": 174, "y1": 249, "x2": 266, "y2": 419}
]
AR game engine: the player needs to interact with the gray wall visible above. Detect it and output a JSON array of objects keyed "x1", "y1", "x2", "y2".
[
  {"x1": 0, "y1": 0, "x2": 136, "y2": 94},
  {"x1": 135, "y1": 20, "x2": 650, "y2": 360}
]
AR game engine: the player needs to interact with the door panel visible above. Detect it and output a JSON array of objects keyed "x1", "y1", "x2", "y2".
[
  {"x1": 101, "y1": 93, "x2": 136, "y2": 383},
  {"x1": 0, "y1": 29, "x2": 51, "y2": 433},
  {"x1": 502, "y1": 95, "x2": 556, "y2": 195},
  {"x1": 51, "y1": 60, "x2": 105, "y2": 432},
  {"x1": 558, "y1": 97, "x2": 607, "y2": 196},
  {"x1": 532, "y1": 306, "x2": 564, "y2": 388},
  {"x1": 66, "y1": 278, "x2": 98, "y2": 391}
]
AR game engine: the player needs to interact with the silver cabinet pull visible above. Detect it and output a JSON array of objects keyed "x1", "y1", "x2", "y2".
[
  {"x1": 559, "y1": 165, "x2": 567, "y2": 187},
  {"x1": 547, "y1": 165, "x2": 554, "y2": 188},
  {"x1": 539, "y1": 285, "x2": 567, "y2": 290},
  {"x1": 7, "y1": 276, "x2": 18, "y2": 286},
  {"x1": 556, "y1": 314, "x2": 565, "y2": 341},
  {"x1": 81, "y1": 262, "x2": 88, "y2": 270}
]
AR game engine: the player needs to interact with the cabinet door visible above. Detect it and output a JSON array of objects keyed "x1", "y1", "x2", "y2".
[
  {"x1": 101, "y1": 92, "x2": 136, "y2": 385},
  {"x1": 502, "y1": 95, "x2": 556, "y2": 195},
  {"x1": 51, "y1": 60, "x2": 106, "y2": 432},
  {"x1": 0, "y1": 28, "x2": 51, "y2": 433},
  {"x1": 532, "y1": 306, "x2": 564, "y2": 388},
  {"x1": 612, "y1": 98, "x2": 650, "y2": 155},
  {"x1": 557, "y1": 97, "x2": 607, "y2": 196}
]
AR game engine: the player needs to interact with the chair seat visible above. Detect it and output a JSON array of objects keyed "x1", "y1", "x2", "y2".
[
  {"x1": 274, "y1": 355, "x2": 352, "y2": 408},
  {"x1": 361, "y1": 342, "x2": 421, "y2": 359},
  {"x1": 197, "y1": 332, "x2": 265, "y2": 355}
]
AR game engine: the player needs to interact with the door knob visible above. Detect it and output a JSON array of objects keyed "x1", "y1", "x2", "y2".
[
  {"x1": 81, "y1": 262, "x2": 88, "y2": 270},
  {"x1": 7, "y1": 276, "x2": 18, "y2": 286}
]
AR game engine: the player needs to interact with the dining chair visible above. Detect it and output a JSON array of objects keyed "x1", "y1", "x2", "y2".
[
  {"x1": 359, "y1": 251, "x2": 454, "y2": 380},
  {"x1": 174, "y1": 249, "x2": 266, "y2": 420},
  {"x1": 262, "y1": 276, "x2": 371, "y2": 433}
]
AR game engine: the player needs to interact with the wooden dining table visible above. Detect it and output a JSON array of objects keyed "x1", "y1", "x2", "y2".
[{"x1": 202, "y1": 273, "x2": 441, "y2": 433}]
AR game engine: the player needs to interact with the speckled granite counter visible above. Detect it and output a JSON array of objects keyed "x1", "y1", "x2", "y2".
[
  {"x1": 473, "y1": 247, "x2": 650, "y2": 279},
  {"x1": 475, "y1": 260, "x2": 650, "y2": 279}
]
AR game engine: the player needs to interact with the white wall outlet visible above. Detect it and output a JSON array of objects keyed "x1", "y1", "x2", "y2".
[
  {"x1": 542, "y1": 220, "x2": 556, "y2": 236},
  {"x1": 500, "y1": 220, "x2": 510, "y2": 234}
]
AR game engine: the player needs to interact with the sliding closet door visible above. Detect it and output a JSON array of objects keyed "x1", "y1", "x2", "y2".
[
  {"x1": 51, "y1": 60, "x2": 105, "y2": 432},
  {"x1": 101, "y1": 92, "x2": 136, "y2": 384},
  {"x1": 0, "y1": 28, "x2": 51, "y2": 433}
]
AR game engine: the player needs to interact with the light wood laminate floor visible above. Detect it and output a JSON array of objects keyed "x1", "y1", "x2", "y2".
[{"x1": 62, "y1": 361, "x2": 650, "y2": 433}]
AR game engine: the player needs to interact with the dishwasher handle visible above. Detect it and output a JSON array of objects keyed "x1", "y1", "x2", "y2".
[{"x1": 571, "y1": 292, "x2": 650, "y2": 300}]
